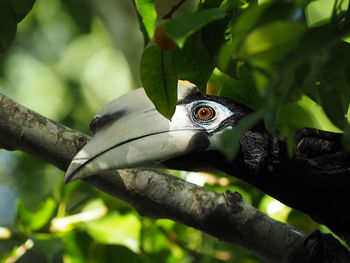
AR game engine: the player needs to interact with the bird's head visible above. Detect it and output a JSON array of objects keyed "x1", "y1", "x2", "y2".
[{"x1": 64, "y1": 85, "x2": 253, "y2": 183}]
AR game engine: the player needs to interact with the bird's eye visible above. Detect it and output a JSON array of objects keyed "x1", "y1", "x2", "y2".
[
  {"x1": 197, "y1": 107, "x2": 212, "y2": 119},
  {"x1": 192, "y1": 105, "x2": 215, "y2": 123}
]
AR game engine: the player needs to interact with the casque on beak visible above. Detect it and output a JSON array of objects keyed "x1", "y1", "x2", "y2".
[{"x1": 64, "y1": 86, "x2": 208, "y2": 183}]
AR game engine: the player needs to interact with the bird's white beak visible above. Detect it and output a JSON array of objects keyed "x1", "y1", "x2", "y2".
[{"x1": 64, "y1": 87, "x2": 207, "y2": 183}]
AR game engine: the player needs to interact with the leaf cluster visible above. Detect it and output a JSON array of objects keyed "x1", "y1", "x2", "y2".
[{"x1": 135, "y1": 0, "x2": 350, "y2": 156}]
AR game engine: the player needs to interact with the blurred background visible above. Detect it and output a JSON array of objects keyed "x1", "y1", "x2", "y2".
[{"x1": 0, "y1": 0, "x2": 339, "y2": 262}]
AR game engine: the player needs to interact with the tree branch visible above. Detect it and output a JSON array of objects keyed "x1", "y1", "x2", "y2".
[{"x1": 1, "y1": 93, "x2": 349, "y2": 262}]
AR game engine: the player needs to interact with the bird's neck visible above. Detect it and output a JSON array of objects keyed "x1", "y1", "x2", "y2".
[{"x1": 223, "y1": 128, "x2": 283, "y2": 176}]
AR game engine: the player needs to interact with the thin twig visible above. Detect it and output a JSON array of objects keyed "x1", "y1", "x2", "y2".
[{"x1": 162, "y1": 0, "x2": 188, "y2": 19}]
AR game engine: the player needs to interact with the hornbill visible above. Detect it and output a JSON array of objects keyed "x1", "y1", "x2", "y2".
[{"x1": 65, "y1": 84, "x2": 350, "y2": 247}]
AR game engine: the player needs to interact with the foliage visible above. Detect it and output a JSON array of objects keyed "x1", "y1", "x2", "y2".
[
  {"x1": 136, "y1": 0, "x2": 350, "y2": 153},
  {"x1": 0, "y1": 0, "x2": 35, "y2": 52},
  {"x1": 0, "y1": 0, "x2": 349, "y2": 262}
]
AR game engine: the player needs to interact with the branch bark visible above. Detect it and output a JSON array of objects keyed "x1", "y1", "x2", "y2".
[{"x1": 0, "y1": 93, "x2": 349, "y2": 262}]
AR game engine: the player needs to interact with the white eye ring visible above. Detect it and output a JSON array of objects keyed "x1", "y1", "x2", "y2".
[{"x1": 187, "y1": 100, "x2": 233, "y2": 131}]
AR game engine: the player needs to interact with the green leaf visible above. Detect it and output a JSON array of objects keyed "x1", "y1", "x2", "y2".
[
  {"x1": 201, "y1": 1, "x2": 232, "y2": 64},
  {"x1": 220, "y1": 78, "x2": 260, "y2": 109},
  {"x1": 220, "y1": 110, "x2": 265, "y2": 160},
  {"x1": 0, "y1": 0, "x2": 17, "y2": 52},
  {"x1": 283, "y1": 22, "x2": 340, "y2": 66},
  {"x1": 277, "y1": 95, "x2": 341, "y2": 133},
  {"x1": 305, "y1": 0, "x2": 335, "y2": 27},
  {"x1": 233, "y1": 2, "x2": 301, "y2": 42},
  {"x1": 60, "y1": 230, "x2": 92, "y2": 263},
  {"x1": 217, "y1": 43, "x2": 239, "y2": 77},
  {"x1": 288, "y1": 56, "x2": 325, "y2": 102},
  {"x1": 238, "y1": 21, "x2": 306, "y2": 62},
  {"x1": 141, "y1": 218, "x2": 169, "y2": 253},
  {"x1": 175, "y1": 33, "x2": 214, "y2": 94},
  {"x1": 0, "y1": 245, "x2": 19, "y2": 263},
  {"x1": 33, "y1": 234, "x2": 64, "y2": 262},
  {"x1": 232, "y1": 2, "x2": 271, "y2": 41},
  {"x1": 342, "y1": 42, "x2": 350, "y2": 87},
  {"x1": 220, "y1": 64, "x2": 263, "y2": 109},
  {"x1": 318, "y1": 85, "x2": 348, "y2": 130},
  {"x1": 61, "y1": 0, "x2": 93, "y2": 33},
  {"x1": 10, "y1": 0, "x2": 36, "y2": 22},
  {"x1": 341, "y1": 124, "x2": 350, "y2": 151},
  {"x1": 134, "y1": 0, "x2": 157, "y2": 40},
  {"x1": 316, "y1": 43, "x2": 350, "y2": 129},
  {"x1": 200, "y1": 0, "x2": 225, "y2": 9},
  {"x1": 17, "y1": 198, "x2": 57, "y2": 234},
  {"x1": 0, "y1": 0, "x2": 36, "y2": 52},
  {"x1": 219, "y1": 2, "x2": 302, "y2": 73},
  {"x1": 140, "y1": 45, "x2": 178, "y2": 119},
  {"x1": 85, "y1": 212, "x2": 141, "y2": 253},
  {"x1": 53, "y1": 175, "x2": 82, "y2": 205},
  {"x1": 165, "y1": 8, "x2": 228, "y2": 47},
  {"x1": 344, "y1": 50, "x2": 350, "y2": 88},
  {"x1": 88, "y1": 245, "x2": 141, "y2": 263}
]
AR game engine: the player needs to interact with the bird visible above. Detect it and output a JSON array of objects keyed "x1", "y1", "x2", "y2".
[{"x1": 65, "y1": 84, "x2": 350, "y2": 247}]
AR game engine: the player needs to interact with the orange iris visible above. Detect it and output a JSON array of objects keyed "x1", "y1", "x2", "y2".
[{"x1": 197, "y1": 107, "x2": 212, "y2": 119}]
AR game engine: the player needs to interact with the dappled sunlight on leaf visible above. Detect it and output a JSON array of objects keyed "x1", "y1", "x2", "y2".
[
  {"x1": 50, "y1": 199, "x2": 107, "y2": 232},
  {"x1": 305, "y1": 0, "x2": 349, "y2": 27},
  {"x1": 17, "y1": 198, "x2": 56, "y2": 234},
  {"x1": 259, "y1": 195, "x2": 291, "y2": 222},
  {"x1": 84, "y1": 212, "x2": 141, "y2": 253},
  {"x1": 297, "y1": 95, "x2": 342, "y2": 132},
  {"x1": 277, "y1": 95, "x2": 342, "y2": 132},
  {"x1": 0, "y1": 227, "x2": 11, "y2": 240},
  {"x1": 134, "y1": 0, "x2": 157, "y2": 39},
  {"x1": 238, "y1": 21, "x2": 306, "y2": 63}
]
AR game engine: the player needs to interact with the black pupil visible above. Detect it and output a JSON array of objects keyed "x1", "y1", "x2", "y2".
[{"x1": 201, "y1": 109, "x2": 208, "y2": 115}]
